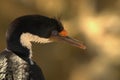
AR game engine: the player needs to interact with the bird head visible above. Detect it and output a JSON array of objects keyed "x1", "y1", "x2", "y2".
[{"x1": 6, "y1": 15, "x2": 86, "y2": 58}]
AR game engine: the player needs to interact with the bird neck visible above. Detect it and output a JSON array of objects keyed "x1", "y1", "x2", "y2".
[
  {"x1": 7, "y1": 32, "x2": 51, "y2": 59},
  {"x1": 20, "y1": 33, "x2": 51, "y2": 57},
  {"x1": 20, "y1": 33, "x2": 33, "y2": 58},
  {"x1": 6, "y1": 33, "x2": 31, "y2": 59}
]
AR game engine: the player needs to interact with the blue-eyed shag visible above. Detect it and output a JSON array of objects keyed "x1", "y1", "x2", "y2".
[{"x1": 0, "y1": 15, "x2": 86, "y2": 80}]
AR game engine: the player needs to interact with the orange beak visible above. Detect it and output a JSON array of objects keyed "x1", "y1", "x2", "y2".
[{"x1": 51, "y1": 29, "x2": 86, "y2": 49}]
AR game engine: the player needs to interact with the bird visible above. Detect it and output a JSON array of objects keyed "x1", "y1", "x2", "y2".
[{"x1": 0, "y1": 15, "x2": 86, "y2": 80}]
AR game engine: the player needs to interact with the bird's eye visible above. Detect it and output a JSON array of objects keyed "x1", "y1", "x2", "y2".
[{"x1": 51, "y1": 30, "x2": 58, "y2": 36}]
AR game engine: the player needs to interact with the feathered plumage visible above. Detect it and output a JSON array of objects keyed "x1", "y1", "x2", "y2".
[{"x1": 0, "y1": 49, "x2": 45, "y2": 80}]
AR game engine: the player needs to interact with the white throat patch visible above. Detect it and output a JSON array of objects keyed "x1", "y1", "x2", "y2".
[{"x1": 20, "y1": 33, "x2": 52, "y2": 58}]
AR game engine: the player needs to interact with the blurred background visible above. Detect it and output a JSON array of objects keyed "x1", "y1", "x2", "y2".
[{"x1": 0, "y1": 0, "x2": 120, "y2": 80}]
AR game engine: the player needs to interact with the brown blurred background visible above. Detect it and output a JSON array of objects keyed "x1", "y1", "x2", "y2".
[{"x1": 0, "y1": 0, "x2": 120, "y2": 80}]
